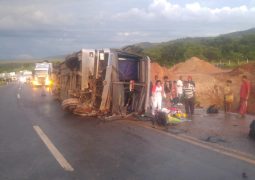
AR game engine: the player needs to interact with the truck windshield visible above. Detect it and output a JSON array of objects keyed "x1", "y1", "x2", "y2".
[{"x1": 35, "y1": 70, "x2": 48, "y2": 75}]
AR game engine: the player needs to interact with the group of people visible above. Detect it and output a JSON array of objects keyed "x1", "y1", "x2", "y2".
[
  {"x1": 224, "y1": 75, "x2": 251, "y2": 117},
  {"x1": 151, "y1": 74, "x2": 252, "y2": 118},
  {"x1": 151, "y1": 75, "x2": 196, "y2": 116}
]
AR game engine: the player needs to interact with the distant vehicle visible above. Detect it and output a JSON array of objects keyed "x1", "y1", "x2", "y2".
[
  {"x1": 19, "y1": 76, "x2": 26, "y2": 83},
  {"x1": 32, "y1": 61, "x2": 53, "y2": 86},
  {"x1": 19, "y1": 70, "x2": 33, "y2": 84},
  {"x1": 0, "y1": 73, "x2": 6, "y2": 80},
  {"x1": 9, "y1": 72, "x2": 17, "y2": 81}
]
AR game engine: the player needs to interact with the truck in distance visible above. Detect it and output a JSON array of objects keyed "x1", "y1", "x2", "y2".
[{"x1": 33, "y1": 61, "x2": 53, "y2": 86}]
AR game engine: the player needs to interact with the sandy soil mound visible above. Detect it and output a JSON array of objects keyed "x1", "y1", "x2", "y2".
[
  {"x1": 229, "y1": 62, "x2": 255, "y2": 76},
  {"x1": 150, "y1": 58, "x2": 255, "y2": 114},
  {"x1": 170, "y1": 57, "x2": 223, "y2": 74},
  {"x1": 150, "y1": 62, "x2": 172, "y2": 80}
]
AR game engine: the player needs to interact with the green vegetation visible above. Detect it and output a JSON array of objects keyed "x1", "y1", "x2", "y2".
[
  {"x1": 123, "y1": 28, "x2": 255, "y2": 66},
  {"x1": 0, "y1": 62, "x2": 34, "y2": 73},
  {"x1": 0, "y1": 80, "x2": 6, "y2": 86},
  {"x1": 0, "y1": 60, "x2": 62, "y2": 73}
]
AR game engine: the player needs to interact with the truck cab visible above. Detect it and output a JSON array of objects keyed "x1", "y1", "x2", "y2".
[{"x1": 33, "y1": 61, "x2": 53, "y2": 86}]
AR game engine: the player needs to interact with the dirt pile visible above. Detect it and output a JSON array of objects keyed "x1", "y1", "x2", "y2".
[
  {"x1": 215, "y1": 63, "x2": 255, "y2": 113},
  {"x1": 229, "y1": 62, "x2": 255, "y2": 76},
  {"x1": 150, "y1": 62, "x2": 172, "y2": 81},
  {"x1": 150, "y1": 58, "x2": 255, "y2": 114},
  {"x1": 169, "y1": 57, "x2": 223, "y2": 74}
]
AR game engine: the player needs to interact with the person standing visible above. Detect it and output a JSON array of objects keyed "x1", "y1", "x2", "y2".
[
  {"x1": 223, "y1": 80, "x2": 234, "y2": 113},
  {"x1": 149, "y1": 75, "x2": 159, "y2": 109},
  {"x1": 187, "y1": 75, "x2": 195, "y2": 87},
  {"x1": 183, "y1": 80, "x2": 196, "y2": 116},
  {"x1": 176, "y1": 76, "x2": 183, "y2": 105},
  {"x1": 163, "y1": 76, "x2": 172, "y2": 107},
  {"x1": 152, "y1": 80, "x2": 163, "y2": 115},
  {"x1": 171, "y1": 81, "x2": 178, "y2": 106},
  {"x1": 239, "y1": 75, "x2": 251, "y2": 117}
]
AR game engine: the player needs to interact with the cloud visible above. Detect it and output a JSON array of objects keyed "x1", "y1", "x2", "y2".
[
  {"x1": 0, "y1": 3, "x2": 73, "y2": 30},
  {"x1": 117, "y1": 31, "x2": 148, "y2": 37},
  {"x1": 0, "y1": 0, "x2": 255, "y2": 59},
  {"x1": 114, "y1": 0, "x2": 255, "y2": 22}
]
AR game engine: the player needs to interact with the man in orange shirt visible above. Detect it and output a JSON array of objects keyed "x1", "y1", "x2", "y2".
[{"x1": 239, "y1": 75, "x2": 251, "y2": 117}]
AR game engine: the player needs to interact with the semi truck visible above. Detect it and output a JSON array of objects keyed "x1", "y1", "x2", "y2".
[{"x1": 33, "y1": 61, "x2": 53, "y2": 86}]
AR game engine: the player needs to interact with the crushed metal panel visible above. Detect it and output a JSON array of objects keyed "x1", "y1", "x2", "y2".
[
  {"x1": 145, "y1": 56, "x2": 151, "y2": 113},
  {"x1": 111, "y1": 52, "x2": 125, "y2": 114},
  {"x1": 100, "y1": 65, "x2": 112, "y2": 111},
  {"x1": 81, "y1": 49, "x2": 95, "y2": 90}
]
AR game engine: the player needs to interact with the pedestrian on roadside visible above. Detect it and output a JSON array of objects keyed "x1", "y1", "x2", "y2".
[
  {"x1": 223, "y1": 80, "x2": 234, "y2": 113},
  {"x1": 171, "y1": 81, "x2": 178, "y2": 106},
  {"x1": 152, "y1": 80, "x2": 163, "y2": 115},
  {"x1": 163, "y1": 76, "x2": 172, "y2": 107},
  {"x1": 176, "y1": 76, "x2": 183, "y2": 105},
  {"x1": 187, "y1": 75, "x2": 195, "y2": 87},
  {"x1": 239, "y1": 75, "x2": 251, "y2": 117},
  {"x1": 183, "y1": 80, "x2": 196, "y2": 116},
  {"x1": 150, "y1": 75, "x2": 159, "y2": 109}
]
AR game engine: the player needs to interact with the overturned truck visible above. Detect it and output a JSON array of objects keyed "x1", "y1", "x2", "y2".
[{"x1": 53, "y1": 49, "x2": 151, "y2": 116}]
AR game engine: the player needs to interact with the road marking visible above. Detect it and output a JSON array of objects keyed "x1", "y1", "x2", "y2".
[
  {"x1": 17, "y1": 94, "x2": 20, "y2": 99},
  {"x1": 122, "y1": 120, "x2": 255, "y2": 166},
  {"x1": 33, "y1": 126, "x2": 74, "y2": 172}
]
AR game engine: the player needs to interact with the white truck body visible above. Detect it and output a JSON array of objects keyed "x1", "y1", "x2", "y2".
[{"x1": 33, "y1": 62, "x2": 53, "y2": 86}]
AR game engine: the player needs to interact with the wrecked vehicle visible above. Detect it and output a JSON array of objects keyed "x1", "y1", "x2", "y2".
[{"x1": 53, "y1": 49, "x2": 151, "y2": 116}]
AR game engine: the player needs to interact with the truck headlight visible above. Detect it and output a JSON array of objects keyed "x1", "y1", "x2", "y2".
[{"x1": 45, "y1": 77, "x2": 52, "y2": 85}]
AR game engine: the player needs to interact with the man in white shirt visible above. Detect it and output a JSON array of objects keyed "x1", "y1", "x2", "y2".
[{"x1": 176, "y1": 76, "x2": 183, "y2": 105}]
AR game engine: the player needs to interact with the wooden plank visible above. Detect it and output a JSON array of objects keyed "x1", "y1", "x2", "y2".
[
  {"x1": 140, "y1": 60, "x2": 145, "y2": 82},
  {"x1": 137, "y1": 87, "x2": 146, "y2": 113},
  {"x1": 81, "y1": 49, "x2": 96, "y2": 90},
  {"x1": 100, "y1": 65, "x2": 112, "y2": 111},
  {"x1": 144, "y1": 56, "x2": 151, "y2": 113}
]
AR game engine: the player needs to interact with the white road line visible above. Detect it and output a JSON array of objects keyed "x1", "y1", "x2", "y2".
[
  {"x1": 17, "y1": 94, "x2": 20, "y2": 99},
  {"x1": 33, "y1": 126, "x2": 74, "y2": 172}
]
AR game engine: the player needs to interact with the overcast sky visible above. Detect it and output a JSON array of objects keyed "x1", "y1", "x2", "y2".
[{"x1": 0, "y1": 0, "x2": 255, "y2": 59}]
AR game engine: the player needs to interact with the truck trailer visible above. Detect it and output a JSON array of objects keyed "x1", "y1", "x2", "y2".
[{"x1": 53, "y1": 49, "x2": 151, "y2": 116}]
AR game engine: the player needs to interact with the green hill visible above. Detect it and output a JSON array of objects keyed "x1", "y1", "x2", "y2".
[{"x1": 122, "y1": 28, "x2": 255, "y2": 66}]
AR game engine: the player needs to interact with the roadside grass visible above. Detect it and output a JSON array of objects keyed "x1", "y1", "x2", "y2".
[
  {"x1": 0, "y1": 80, "x2": 6, "y2": 86},
  {"x1": 0, "y1": 59, "x2": 63, "y2": 73}
]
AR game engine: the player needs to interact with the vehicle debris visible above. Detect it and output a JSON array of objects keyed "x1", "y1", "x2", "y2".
[{"x1": 53, "y1": 49, "x2": 151, "y2": 117}]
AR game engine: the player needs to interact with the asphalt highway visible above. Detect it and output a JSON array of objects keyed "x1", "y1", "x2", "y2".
[{"x1": 0, "y1": 83, "x2": 255, "y2": 180}]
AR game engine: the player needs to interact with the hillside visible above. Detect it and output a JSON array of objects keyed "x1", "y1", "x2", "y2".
[{"x1": 122, "y1": 28, "x2": 255, "y2": 66}]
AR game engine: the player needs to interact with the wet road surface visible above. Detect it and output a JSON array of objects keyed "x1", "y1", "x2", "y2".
[
  {"x1": 1, "y1": 83, "x2": 255, "y2": 180},
  {"x1": 165, "y1": 107, "x2": 255, "y2": 155}
]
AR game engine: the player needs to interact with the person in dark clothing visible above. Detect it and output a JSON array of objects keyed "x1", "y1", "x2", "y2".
[
  {"x1": 171, "y1": 81, "x2": 178, "y2": 106},
  {"x1": 163, "y1": 76, "x2": 172, "y2": 107},
  {"x1": 187, "y1": 75, "x2": 195, "y2": 87}
]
